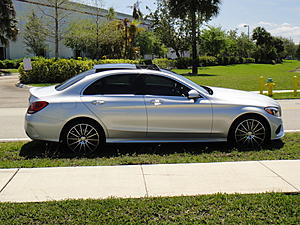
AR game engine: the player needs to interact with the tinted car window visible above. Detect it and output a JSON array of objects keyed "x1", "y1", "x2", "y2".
[
  {"x1": 55, "y1": 69, "x2": 95, "y2": 91},
  {"x1": 84, "y1": 74, "x2": 137, "y2": 95},
  {"x1": 144, "y1": 75, "x2": 190, "y2": 96}
]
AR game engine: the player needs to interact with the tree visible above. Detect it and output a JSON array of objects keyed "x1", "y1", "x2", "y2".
[
  {"x1": 37, "y1": 0, "x2": 73, "y2": 57},
  {"x1": 135, "y1": 31, "x2": 168, "y2": 57},
  {"x1": 23, "y1": 11, "x2": 48, "y2": 56},
  {"x1": 64, "y1": 19, "x2": 123, "y2": 58},
  {"x1": 150, "y1": 0, "x2": 190, "y2": 58},
  {"x1": 252, "y1": 27, "x2": 284, "y2": 63},
  {"x1": 296, "y1": 43, "x2": 300, "y2": 60},
  {"x1": 106, "y1": 7, "x2": 116, "y2": 20},
  {"x1": 168, "y1": 0, "x2": 221, "y2": 74},
  {"x1": 0, "y1": 0, "x2": 18, "y2": 45},
  {"x1": 199, "y1": 26, "x2": 227, "y2": 56},
  {"x1": 235, "y1": 32, "x2": 255, "y2": 58},
  {"x1": 278, "y1": 37, "x2": 296, "y2": 59},
  {"x1": 131, "y1": 1, "x2": 143, "y2": 20}
]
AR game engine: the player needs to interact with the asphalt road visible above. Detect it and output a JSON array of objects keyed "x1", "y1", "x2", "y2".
[
  {"x1": 0, "y1": 74, "x2": 29, "y2": 108},
  {"x1": 0, "y1": 74, "x2": 299, "y2": 140}
]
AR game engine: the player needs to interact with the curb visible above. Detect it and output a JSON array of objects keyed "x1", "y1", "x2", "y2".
[
  {"x1": 0, "y1": 138, "x2": 31, "y2": 142},
  {"x1": 15, "y1": 82, "x2": 32, "y2": 89}
]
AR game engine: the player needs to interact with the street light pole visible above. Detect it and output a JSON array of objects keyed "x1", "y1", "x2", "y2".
[{"x1": 244, "y1": 24, "x2": 250, "y2": 39}]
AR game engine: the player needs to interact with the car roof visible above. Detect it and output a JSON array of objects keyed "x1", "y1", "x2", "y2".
[{"x1": 93, "y1": 64, "x2": 137, "y2": 69}]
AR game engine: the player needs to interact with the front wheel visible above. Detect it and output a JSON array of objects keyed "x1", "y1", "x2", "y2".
[
  {"x1": 229, "y1": 116, "x2": 270, "y2": 148},
  {"x1": 62, "y1": 120, "x2": 103, "y2": 154}
]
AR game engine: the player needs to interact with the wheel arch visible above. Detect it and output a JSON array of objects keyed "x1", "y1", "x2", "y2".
[
  {"x1": 228, "y1": 112, "x2": 271, "y2": 140},
  {"x1": 59, "y1": 116, "x2": 106, "y2": 142}
]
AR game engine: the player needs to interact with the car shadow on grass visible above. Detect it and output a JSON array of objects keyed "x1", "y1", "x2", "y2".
[{"x1": 19, "y1": 139, "x2": 285, "y2": 159}]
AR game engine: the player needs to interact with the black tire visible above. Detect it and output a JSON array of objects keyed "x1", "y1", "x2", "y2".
[
  {"x1": 228, "y1": 115, "x2": 270, "y2": 148},
  {"x1": 62, "y1": 120, "x2": 104, "y2": 155}
]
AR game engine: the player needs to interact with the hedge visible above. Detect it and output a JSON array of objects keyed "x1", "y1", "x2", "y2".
[
  {"x1": 18, "y1": 57, "x2": 256, "y2": 84},
  {"x1": 18, "y1": 58, "x2": 142, "y2": 84},
  {"x1": 0, "y1": 57, "x2": 44, "y2": 69},
  {"x1": 152, "y1": 58, "x2": 176, "y2": 69},
  {"x1": 19, "y1": 58, "x2": 94, "y2": 84}
]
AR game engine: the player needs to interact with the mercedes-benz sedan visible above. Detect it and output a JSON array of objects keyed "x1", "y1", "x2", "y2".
[{"x1": 25, "y1": 64, "x2": 284, "y2": 154}]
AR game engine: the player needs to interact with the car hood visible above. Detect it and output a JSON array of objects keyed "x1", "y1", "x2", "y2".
[
  {"x1": 208, "y1": 87, "x2": 280, "y2": 107},
  {"x1": 29, "y1": 85, "x2": 58, "y2": 98}
]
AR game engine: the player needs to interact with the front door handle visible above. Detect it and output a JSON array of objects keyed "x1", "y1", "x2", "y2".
[
  {"x1": 150, "y1": 99, "x2": 163, "y2": 106},
  {"x1": 91, "y1": 100, "x2": 105, "y2": 105}
]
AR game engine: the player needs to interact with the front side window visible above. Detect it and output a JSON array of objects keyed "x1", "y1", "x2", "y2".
[
  {"x1": 83, "y1": 74, "x2": 137, "y2": 95},
  {"x1": 143, "y1": 75, "x2": 190, "y2": 97}
]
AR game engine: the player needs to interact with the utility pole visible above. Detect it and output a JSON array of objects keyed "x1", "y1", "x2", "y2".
[{"x1": 244, "y1": 24, "x2": 250, "y2": 39}]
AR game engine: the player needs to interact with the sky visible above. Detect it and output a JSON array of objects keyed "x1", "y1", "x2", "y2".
[{"x1": 83, "y1": 0, "x2": 300, "y2": 43}]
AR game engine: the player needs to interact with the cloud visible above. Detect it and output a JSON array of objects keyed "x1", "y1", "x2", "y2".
[
  {"x1": 252, "y1": 21, "x2": 300, "y2": 43},
  {"x1": 258, "y1": 21, "x2": 277, "y2": 27}
]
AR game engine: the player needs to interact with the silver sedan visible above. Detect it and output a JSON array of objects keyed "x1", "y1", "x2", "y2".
[{"x1": 25, "y1": 65, "x2": 284, "y2": 154}]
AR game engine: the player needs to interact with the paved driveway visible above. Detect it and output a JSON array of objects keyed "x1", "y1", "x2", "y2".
[{"x1": 0, "y1": 74, "x2": 28, "y2": 108}]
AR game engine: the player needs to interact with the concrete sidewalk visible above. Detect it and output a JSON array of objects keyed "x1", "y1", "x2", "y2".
[{"x1": 0, "y1": 160, "x2": 299, "y2": 203}]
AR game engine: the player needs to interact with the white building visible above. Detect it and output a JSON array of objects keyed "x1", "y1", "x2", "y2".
[{"x1": 0, "y1": 0, "x2": 147, "y2": 59}]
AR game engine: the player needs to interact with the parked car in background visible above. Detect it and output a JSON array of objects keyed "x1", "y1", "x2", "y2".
[{"x1": 25, "y1": 64, "x2": 284, "y2": 154}]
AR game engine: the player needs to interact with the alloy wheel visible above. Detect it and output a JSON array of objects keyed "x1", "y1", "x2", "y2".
[
  {"x1": 66, "y1": 123, "x2": 100, "y2": 154},
  {"x1": 234, "y1": 119, "x2": 266, "y2": 147}
]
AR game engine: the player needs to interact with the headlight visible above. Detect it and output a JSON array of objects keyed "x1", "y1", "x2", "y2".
[{"x1": 265, "y1": 107, "x2": 281, "y2": 117}]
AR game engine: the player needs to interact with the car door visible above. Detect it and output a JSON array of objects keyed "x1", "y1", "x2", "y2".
[
  {"x1": 81, "y1": 73, "x2": 147, "y2": 140},
  {"x1": 143, "y1": 74, "x2": 212, "y2": 140}
]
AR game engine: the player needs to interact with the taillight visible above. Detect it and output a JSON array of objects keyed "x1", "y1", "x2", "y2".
[{"x1": 27, "y1": 101, "x2": 49, "y2": 114}]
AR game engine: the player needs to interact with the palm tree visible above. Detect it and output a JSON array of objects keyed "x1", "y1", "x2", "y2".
[
  {"x1": 168, "y1": 0, "x2": 221, "y2": 74},
  {"x1": 0, "y1": 0, "x2": 18, "y2": 46}
]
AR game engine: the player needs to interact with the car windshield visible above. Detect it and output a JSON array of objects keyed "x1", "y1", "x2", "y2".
[
  {"x1": 160, "y1": 69, "x2": 210, "y2": 94},
  {"x1": 55, "y1": 69, "x2": 95, "y2": 91}
]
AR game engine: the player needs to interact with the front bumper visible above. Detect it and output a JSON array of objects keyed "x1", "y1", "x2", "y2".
[{"x1": 267, "y1": 114, "x2": 284, "y2": 140}]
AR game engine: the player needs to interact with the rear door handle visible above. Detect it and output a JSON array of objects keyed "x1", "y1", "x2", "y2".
[
  {"x1": 91, "y1": 100, "x2": 105, "y2": 105},
  {"x1": 150, "y1": 99, "x2": 163, "y2": 106}
]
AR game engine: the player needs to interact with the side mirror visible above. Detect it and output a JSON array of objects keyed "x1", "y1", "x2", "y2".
[{"x1": 188, "y1": 89, "x2": 200, "y2": 99}]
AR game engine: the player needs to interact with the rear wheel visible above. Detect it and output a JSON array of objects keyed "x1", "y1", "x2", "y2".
[
  {"x1": 229, "y1": 115, "x2": 270, "y2": 148},
  {"x1": 62, "y1": 120, "x2": 103, "y2": 154}
]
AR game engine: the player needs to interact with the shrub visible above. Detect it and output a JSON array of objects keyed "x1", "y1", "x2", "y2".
[
  {"x1": 97, "y1": 59, "x2": 140, "y2": 64},
  {"x1": 152, "y1": 58, "x2": 175, "y2": 69},
  {"x1": 19, "y1": 58, "x2": 143, "y2": 84},
  {"x1": 19, "y1": 58, "x2": 93, "y2": 84},
  {"x1": 175, "y1": 57, "x2": 193, "y2": 69},
  {"x1": 199, "y1": 56, "x2": 218, "y2": 66},
  {"x1": 244, "y1": 58, "x2": 255, "y2": 63}
]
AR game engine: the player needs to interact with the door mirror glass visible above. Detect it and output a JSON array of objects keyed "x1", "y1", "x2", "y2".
[{"x1": 188, "y1": 89, "x2": 200, "y2": 99}]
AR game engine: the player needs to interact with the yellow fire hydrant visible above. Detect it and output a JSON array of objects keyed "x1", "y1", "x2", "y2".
[
  {"x1": 293, "y1": 76, "x2": 298, "y2": 97},
  {"x1": 265, "y1": 78, "x2": 275, "y2": 96}
]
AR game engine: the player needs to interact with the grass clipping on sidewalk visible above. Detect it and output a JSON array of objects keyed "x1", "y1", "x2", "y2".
[
  {"x1": 0, "y1": 193, "x2": 299, "y2": 224},
  {"x1": 0, "y1": 133, "x2": 299, "y2": 168}
]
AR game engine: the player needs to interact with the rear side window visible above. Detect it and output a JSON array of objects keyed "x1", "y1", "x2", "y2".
[
  {"x1": 144, "y1": 75, "x2": 190, "y2": 97},
  {"x1": 83, "y1": 74, "x2": 137, "y2": 95},
  {"x1": 55, "y1": 69, "x2": 95, "y2": 91}
]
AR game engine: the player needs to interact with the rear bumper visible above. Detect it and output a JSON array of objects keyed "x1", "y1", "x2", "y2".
[{"x1": 25, "y1": 113, "x2": 63, "y2": 142}]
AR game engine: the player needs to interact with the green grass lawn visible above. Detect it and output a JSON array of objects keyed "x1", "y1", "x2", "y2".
[
  {"x1": 28, "y1": 83, "x2": 58, "y2": 87},
  {"x1": 0, "y1": 133, "x2": 299, "y2": 168},
  {"x1": 0, "y1": 193, "x2": 298, "y2": 224},
  {"x1": 173, "y1": 60, "x2": 300, "y2": 91}
]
